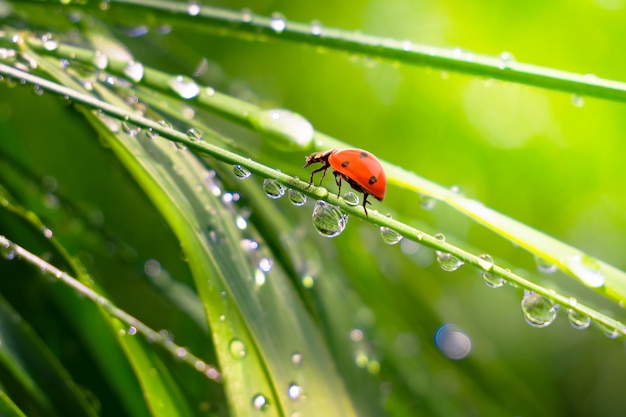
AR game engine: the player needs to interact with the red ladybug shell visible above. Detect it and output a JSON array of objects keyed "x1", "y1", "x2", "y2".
[{"x1": 328, "y1": 149, "x2": 386, "y2": 201}]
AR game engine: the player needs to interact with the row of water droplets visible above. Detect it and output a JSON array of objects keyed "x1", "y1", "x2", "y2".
[{"x1": 235, "y1": 164, "x2": 621, "y2": 338}]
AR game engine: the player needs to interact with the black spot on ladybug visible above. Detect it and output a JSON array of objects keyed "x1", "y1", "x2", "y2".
[
  {"x1": 359, "y1": 151, "x2": 369, "y2": 159},
  {"x1": 341, "y1": 160, "x2": 350, "y2": 167},
  {"x1": 369, "y1": 176, "x2": 377, "y2": 184}
]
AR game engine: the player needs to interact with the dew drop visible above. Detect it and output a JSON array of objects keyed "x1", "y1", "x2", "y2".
[
  {"x1": 563, "y1": 254, "x2": 605, "y2": 288},
  {"x1": 434, "y1": 324, "x2": 472, "y2": 360},
  {"x1": 258, "y1": 257, "x2": 272, "y2": 273},
  {"x1": 287, "y1": 384, "x2": 302, "y2": 400},
  {"x1": 270, "y1": 12, "x2": 286, "y2": 33},
  {"x1": 233, "y1": 164, "x2": 251, "y2": 179},
  {"x1": 240, "y1": 8, "x2": 253, "y2": 23},
  {"x1": 170, "y1": 75, "x2": 200, "y2": 99},
  {"x1": 254, "y1": 269, "x2": 266, "y2": 286},
  {"x1": 229, "y1": 339, "x2": 247, "y2": 359},
  {"x1": 262, "y1": 179, "x2": 285, "y2": 199},
  {"x1": 291, "y1": 352, "x2": 303, "y2": 366},
  {"x1": 571, "y1": 94, "x2": 585, "y2": 107},
  {"x1": 42, "y1": 227, "x2": 53, "y2": 238},
  {"x1": 535, "y1": 256, "x2": 557, "y2": 274},
  {"x1": 176, "y1": 347, "x2": 188, "y2": 358},
  {"x1": 342, "y1": 192, "x2": 359, "y2": 206},
  {"x1": 144, "y1": 128, "x2": 158, "y2": 140},
  {"x1": 419, "y1": 194, "x2": 436, "y2": 210},
  {"x1": 1, "y1": 240, "x2": 16, "y2": 260},
  {"x1": 93, "y1": 51, "x2": 108, "y2": 70},
  {"x1": 123, "y1": 61, "x2": 144, "y2": 82},
  {"x1": 186, "y1": 127, "x2": 202, "y2": 141},
  {"x1": 249, "y1": 109, "x2": 314, "y2": 150},
  {"x1": 498, "y1": 51, "x2": 515, "y2": 69},
  {"x1": 310, "y1": 20, "x2": 323, "y2": 36},
  {"x1": 41, "y1": 34, "x2": 59, "y2": 51},
  {"x1": 187, "y1": 1, "x2": 200, "y2": 16},
  {"x1": 252, "y1": 394, "x2": 269, "y2": 411},
  {"x1": 477, "y1": 254, "x2": 504, "y2": 288},
  {"x1": 436, "y1": 252, "x2": 463, "y2": 272},
  {"x1": 121, "y1": 121, "x2": 141, "y2": 136},
  {"x1": 601, "y1": 325, "x2": 621, "y2": 339},
  {"x1": 288, "y1": 189, "x2": 307, "y2": 206},
  {"x1": 235, "y1": 216, "x2": 247, "y2": 230},
  {"x1": 311, "y1": 201, "x2": 347, "y2": 238},
  {"x1": 380, "y1": 220, "x2": 402, "y2": 245},
  {"x1": 521, "y1": 291, "x2": 559, "y2": 328},
  {"x1": 128, "y1": 325, "x2": 137, "y2": 335},
  {"x1": 567, "y1": 309, "x2": 591, "y2": 330}
]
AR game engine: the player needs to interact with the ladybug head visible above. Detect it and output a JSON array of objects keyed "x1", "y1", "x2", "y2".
[{"x1": 303, "y1": 149, "x2": 336, "y2": 168}]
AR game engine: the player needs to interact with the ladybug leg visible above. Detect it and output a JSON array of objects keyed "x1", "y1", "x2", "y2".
[
  {"x1": 362, "y1": 192, "x2": 371, "y2": 218},
  {"x1": 307, "y1": 165, "x2": 329, "y2": 187},
  {"x1": 333, "y1": 171, "x2": 343, "y2": 197}
]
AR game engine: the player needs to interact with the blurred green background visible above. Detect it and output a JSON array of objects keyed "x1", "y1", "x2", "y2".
[{"x1": 1, "y1": 0, "x2": 626, "y2": 416}]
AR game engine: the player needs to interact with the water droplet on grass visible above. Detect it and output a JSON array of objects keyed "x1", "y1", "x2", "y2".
[
  {"x1": 252, "y1": 394, "x2": 269, "y2": 411},
  {"x1": 564, "y1": 254, "x2": 605, "y2": 288},
  {"x1": 233, "y1": 165, "x2": 251, "y2": 179},
  {"x1": 1, "y1": 241, "x2": 16, "y2": 260},
  {"x1": 249, "y1": 108, "x2": 314, "y2": 150},
  {"x1": 270, "y1": 12, "x2": 286, "y2": 33},
  {"x1": 498, "y1": 51, "x2": 515, "y2": 69},
  {"x1": 312, "y1": 201, "x2": 347, "y2": 238},
  {"x1": 567, "y1": 309, "x2": 591, "y2": 330},
  {"x1": 93, "y1": 51, "x2": 108, "y2": 69},
  {"x1": 477, "y1": 254, "x2": 504, "y2": 288},
  {"x1": 342, "y1": 192, "x2": 359, "y2": 206},
  {"x1": 122, "y1": 121, "x2": 141, "y2": 136},
  {"x1": 291, "y1": 352, "x2": 303, "y2": 366},
  {"x1": 420, "y1": 194, "x2": 436, "y2": 210},
  {"x1": 287, "y1": 384, "x2": 302, "y2": 400},
  {"x1": 571, "y1": 94, "x2": 585, "y2": 107},
  {"x1": 229, "y1": 339, "x2": 247, "y2": 359},
  {"x1": 263, "y1": 179, "x2": 285, "y2": 199},
  {"x1": 521, "y1": 291, "x2": 558, "y2": 328},
  {"x1": 380, "y1": 226, "x2": 402, "y2": 245},
  {"x1": 535, "y1": 256, "x2": 557, "y2": 274},
  {"x1": 170, "y1": 75, "x2": 200, "y2": 99},
  {"x1": 288, "y1": 189, "x2": 307, "y2": 206},
  {"x1": 186, "y1": 127, "x2": 202, "y2": 141},
  {"x1": 310, "y1": 20, "x2": 323, "y2": 36},
  {"x1": 240, "y1": 8, "x2": 253, "y2": 23},
  {"x1": 41, "y1": 34, "x2": 58, "y2": 51},
  {"x1": 123, "y1": 61, "x2": 144, "y2": 82},
  {"x1": 187, "y1": 1, "x2": 200, "y2": 16}
]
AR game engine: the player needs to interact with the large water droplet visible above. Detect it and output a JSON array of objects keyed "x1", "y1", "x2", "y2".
[
  {"x1": 521, "y1": 291, "x2": 559, "y2": 328},
  {"x1": 535, "y1": 256, "x2": 557, "y2": 274},
  {"x1": 287, "y1": 384, "x2": 302, "y2": 400},
  {"x1": 433, "y1": 233, "x2": 463, "y2": 271},
  {"x1": 170, "y1": 75, "x2": 200, "y2": 99},
  {"x1": 601, "y1": 324, "x2": 621, "y2": 339},
  {"x1": 229, "y1": 339, "x2": 247, "y2": 359},
  {"x1": 233, "y1": 164, "x2": 251, "y2": 179},
  {"x1": 270, "y1": 12, "x2": 286, "y2": 33},
  {"x1": 434, "y1": 323, "x2": 472, "y2": 360},
  {"x1": 249, "y1": 109, "x2": 314, "y2": 150},
  {"x1": 567, "y1": 309, "x2": 591, "y2": 330},
  {"x1": 263, "y1": 179, "x2": 285, "y2": 199},
  {"x1": 342, "y1": 192, "x2": 359, "y2": 206},
  {"x1": 123, "y1": 61, "x2": 144, "y2": 82},
  {"x1": 288, "y1": 189, "x2": 307, "y2": 206},
  {"x1": 563, "y1": 254, "x2": 605, "y2": 288},
  {"x1": 252, "y1": 394, "x2": 269, "y2": 411},
  {"x1": 311, "y1": 201, "x2": 347, "y2": 238}
]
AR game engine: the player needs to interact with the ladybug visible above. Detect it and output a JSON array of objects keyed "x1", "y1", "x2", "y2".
[{"x1": 304, "y1": 148, "x2": 386, "y2": 217}]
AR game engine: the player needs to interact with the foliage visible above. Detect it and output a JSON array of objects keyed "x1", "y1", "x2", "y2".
[{"x1": 1, "y1": 1, "x2": 625, "y2": 416}]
